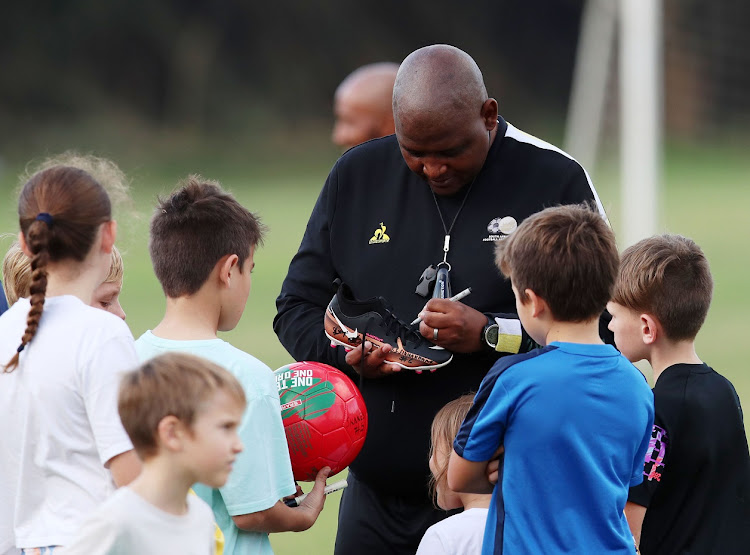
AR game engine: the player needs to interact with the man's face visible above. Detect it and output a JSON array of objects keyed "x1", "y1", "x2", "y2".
[
  {"x1": 396, "y1": 108, "x2": 491, "y2": 196},
  {"x1": 332, "y1": 90, "x2": 386, "y2": 151}
]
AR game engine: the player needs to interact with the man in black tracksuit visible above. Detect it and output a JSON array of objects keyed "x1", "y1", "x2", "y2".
[{"x1": 274, "y1": 44, "x2": 607, "y2": 554}]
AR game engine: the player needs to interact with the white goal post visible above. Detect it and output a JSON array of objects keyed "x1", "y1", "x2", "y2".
[{"x1": 566, "y1": 0, "x2": 662, "y2": 248}]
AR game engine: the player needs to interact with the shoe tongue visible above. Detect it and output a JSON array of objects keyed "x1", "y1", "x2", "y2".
[{"x1": 339, "y1": 290, "x2": 383, "y2": 314}]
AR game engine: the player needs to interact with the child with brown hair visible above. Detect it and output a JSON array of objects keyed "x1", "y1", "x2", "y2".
[
  {"x1": 449, "y1": 203, "x2": 654, "y2": 554},
  {"x1": 0, "y1": 164, "x2": 140, "y2": 554},
  {"x1": 65, "y1": 352, "x2": 245, "y2": 554},
  {"x1": 136, "y1": 176, "x2": 329, "y2": 555},
  {"x1": 416, "y1": 394, "x2": 491, "y2": 555},
  {"x1": 608, "y1": 234, "x2": 750, "y2": 554},
  {"x1": 3, "y1": 241, "x2": 126, "y2": 319}
]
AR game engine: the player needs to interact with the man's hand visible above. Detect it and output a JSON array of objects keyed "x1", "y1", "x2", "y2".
[
  {"x1": 344, "y1": 341, "x2": 402, "y2": 378},
  {"x1": 418, "y1": 299, "x2": 487, "y2": 353}
]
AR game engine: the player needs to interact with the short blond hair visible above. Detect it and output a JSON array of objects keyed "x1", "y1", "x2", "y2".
[
  {"x1": 1, "y1": 243, "x2": 123, "y2": 305},
  {"x1": 119, "y1": 352, "x2": 247, "y2": 460},
  {"x1": 105, "y1": 245, "x2": 124, "y2": 285},
  {"x1": 2, "y1": 241, "x2": 31, "y2": 306}
]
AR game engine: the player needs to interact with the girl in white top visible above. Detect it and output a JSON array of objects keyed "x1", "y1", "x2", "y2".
[
  {"x1": 416, "y1": 395, "x2": 492, "y2": 555},
  {"x1": 0, "y1": 164, "x2": 141, "y2": 554}
]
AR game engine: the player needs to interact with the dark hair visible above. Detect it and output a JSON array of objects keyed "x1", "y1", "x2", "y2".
[
  {"x1": 495, "y1": 203, "x2": 618, "y2": 322},
  {"x1": 4, "y1": 166, "x2": 112, "y2": 372},
  {"x1": 119, "y1": 352, "x2": 246, "y2": 459},
  {"x1": 612, "y1": 234, "x2": 713, "y2": 341},
  {"x1": 149, "y1": 176, "x2": 266, "y2": 297}
]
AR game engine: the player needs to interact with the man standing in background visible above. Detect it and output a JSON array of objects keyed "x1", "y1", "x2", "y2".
[{"x1": 332, "y1": 62, "x2": 399, "y2": 150}]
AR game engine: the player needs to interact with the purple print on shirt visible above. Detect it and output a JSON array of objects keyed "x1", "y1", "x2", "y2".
[{"x1": 643, "y1": 425, "x2": 668, "y2": 482}]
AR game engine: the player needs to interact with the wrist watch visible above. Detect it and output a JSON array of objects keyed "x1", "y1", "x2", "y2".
[{"x1": 482, "y1": 318, "x2": 499, "y2": 351}]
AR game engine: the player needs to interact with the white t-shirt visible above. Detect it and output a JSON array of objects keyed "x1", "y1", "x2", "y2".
[
  {"x1": 416, "y1": 507, "x2": 490, "y2": 555},
  {"x1": 135, "y1": 331, "x2": 295, "y2": 555},
  {"x1": 61, "y1": 487, "x2": 216, "y2": 555},
  {"x1": 0, "y1": 296, "x2": 137, "y2": 549}
]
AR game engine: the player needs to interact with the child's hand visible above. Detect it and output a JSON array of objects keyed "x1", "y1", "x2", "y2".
[
  {"x1": 298, "y1": 467, "x2": 332, "y2": 517},
  {"x1": 282, "y1": 481, "x2": 304, "y2": 503},
  {"x1": 485, "y1": 446, "x2": 505, "y2": 485}
]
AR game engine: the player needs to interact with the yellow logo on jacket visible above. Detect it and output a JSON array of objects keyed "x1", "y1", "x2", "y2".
[{"x1": 369, "y1": 223, "x2": 390, "y2": 244}]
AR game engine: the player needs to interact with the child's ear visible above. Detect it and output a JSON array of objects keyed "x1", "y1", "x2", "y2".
[
  {"x1": 100, "y1": 220, "x2": 117, "y2": 254},
  {"x1": 525, "y1": 289, "x2": 547, "y2": 318},
  {"x1": 157, "y1": 415, "x2": 186, "y2": 452},
  {"x1": 217, "y1": 254, "x2": 240, "y2": 287},
  {"x1": 18, "y1": 231, "x2": 32, "y2": 257},
  {"x1": 640, "y1": 313, "x2": 659, "y2": 345}
]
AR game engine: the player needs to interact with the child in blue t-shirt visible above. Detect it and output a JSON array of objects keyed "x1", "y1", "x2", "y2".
[{"x1": 449, "y1": 204, "x2": 654, "y2": 554}]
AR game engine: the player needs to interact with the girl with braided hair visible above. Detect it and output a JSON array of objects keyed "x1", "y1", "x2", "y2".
[{"x1": 0, "y1": 164, "x2": 141, "y2": 555}]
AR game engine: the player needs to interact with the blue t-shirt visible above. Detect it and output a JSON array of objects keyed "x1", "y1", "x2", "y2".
[
  {"x1": 136, "y1": 331, "x2": 296, "y2": 555},
  {"x1": 454, "y1": 342, "x2": 654, "y2": 555}
]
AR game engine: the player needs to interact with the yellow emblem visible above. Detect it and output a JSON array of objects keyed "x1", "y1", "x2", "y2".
[{"x1": 369, "y1": 223, "x2": 390, "y2": 244}]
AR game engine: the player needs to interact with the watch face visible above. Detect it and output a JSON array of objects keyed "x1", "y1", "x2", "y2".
[{"x1": 485, "y1": 324, "x2": 499, "y2": 348}]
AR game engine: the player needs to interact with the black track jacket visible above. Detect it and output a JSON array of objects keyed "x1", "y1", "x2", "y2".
[{"x1": 274, "y1": 117, "x2": 605, "y2": 498}]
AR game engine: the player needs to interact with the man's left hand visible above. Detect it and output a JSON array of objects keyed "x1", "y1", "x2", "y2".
[{"x1": 418, "y1": 299, "x2": 486, "y2": 353}]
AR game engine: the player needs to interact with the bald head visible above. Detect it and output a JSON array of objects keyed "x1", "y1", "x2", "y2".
[
  {"x1": 393, "y1": 45, "x2": 488, "y2": 122},
  {"x1": 392, "y1": 45, "x2": 498, "y2": 196},
  {"x1": 332, "y1": 62, "x2": 399, "y2": 150}
]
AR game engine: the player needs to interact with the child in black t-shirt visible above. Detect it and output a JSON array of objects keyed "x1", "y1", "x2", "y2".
[{"x1": 607, "y1": 233, "x2": 750, "y2": 554}]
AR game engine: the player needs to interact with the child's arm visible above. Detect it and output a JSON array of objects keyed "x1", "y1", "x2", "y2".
[
  {"x1": 107, "y1": 450, "x2": 141, "y2": 487},
  {"x1": 625, "y1": 501, "x2": 646, "y2": 548},
  {"x1": 231, "y1": 467, "x2": 330, "y2": 533},
  {"x1": 447, "y1": 449, "x2": 494, "y2": 494}
]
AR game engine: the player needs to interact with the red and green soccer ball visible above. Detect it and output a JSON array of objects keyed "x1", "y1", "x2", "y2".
[{"x1": 274, "y1": 361, "x2": 368, "y2": 481}]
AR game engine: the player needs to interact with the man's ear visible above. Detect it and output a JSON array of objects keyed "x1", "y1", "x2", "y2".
[
  {"x1": 217, "y1": 254, "x2": 240, "y2": 288},
  {"x1": 640, "y1": 313, "x2": 659, "y2": 345},
  {"x1": 156, "y1": 415, "x2": 185, "y2": 452},
  {"x1": 525, "y1": 288, "x2": 547, "y2": 318},
  {"x1": 481, "y1": 98, "x2": 499, "y2": 130}
]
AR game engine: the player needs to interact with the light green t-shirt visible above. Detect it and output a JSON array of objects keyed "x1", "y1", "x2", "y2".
[{"x1": 136, "y1": 331, "x2": 295, "y2": 555}]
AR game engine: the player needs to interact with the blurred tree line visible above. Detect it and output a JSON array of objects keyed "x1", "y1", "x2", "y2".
[
  {"x1": 0, "y1": 1, "x2": 584, "y2": 154},
  {"x1": 0, "y1": 0, "x2": 747, "y2": 161}
]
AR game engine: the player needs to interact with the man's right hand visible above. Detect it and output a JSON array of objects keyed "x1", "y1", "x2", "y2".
[{"x1": 344, "y1": 340, "x2": 402, "y2": 378}]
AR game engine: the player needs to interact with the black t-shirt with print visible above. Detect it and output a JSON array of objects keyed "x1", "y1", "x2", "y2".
[{"x1": 628, "y1": 363, "x2": 750, "y2": 554}]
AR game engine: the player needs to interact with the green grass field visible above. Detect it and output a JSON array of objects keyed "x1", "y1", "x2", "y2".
[{"x1": 1, "y1": 144, "x2": 748, "y2": 554}]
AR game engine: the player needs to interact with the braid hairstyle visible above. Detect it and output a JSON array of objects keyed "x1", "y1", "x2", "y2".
[{"x1": 4, "y1": 166, "x2": 111, "y2": 372}]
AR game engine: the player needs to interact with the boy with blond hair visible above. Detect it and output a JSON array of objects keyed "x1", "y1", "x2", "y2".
[
  {"x1": 607, "y1": 234, "x2": 750, "y2": 554},
  {"x1": 3, "y1": 241, "x2": 126, "y2": 320},
  {"x1": 1, "y1": 242, "x2": 29, "y2": 307},
  {"x1": 135, "y1": 176, "x2": 329, "y2": 555},
  {"x1": 65, "y1": 352, "x2": 243, "y2": 554},
  {"x1": 448, "y1": 204, "x2": 654, "y2": 554}
]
